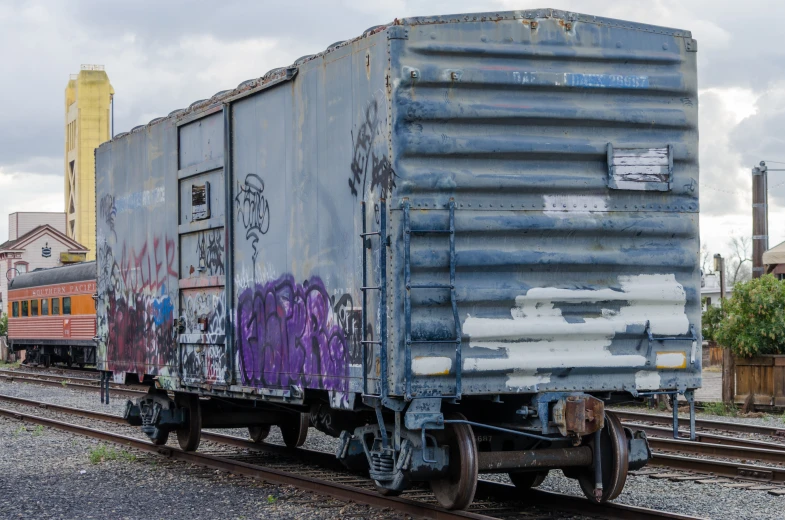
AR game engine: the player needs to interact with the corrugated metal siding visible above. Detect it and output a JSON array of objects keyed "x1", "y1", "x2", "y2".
[
  {"x1": 8, "y1": 316, "x2": 95, "y2": 340},
  {"x1": 387, "y1": 13, "x2": 700, "y2": 396}
]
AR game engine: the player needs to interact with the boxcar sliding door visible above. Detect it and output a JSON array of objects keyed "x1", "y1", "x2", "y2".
[{"x1": 176, "y1": 110, "x2": 231, "y2": 387}]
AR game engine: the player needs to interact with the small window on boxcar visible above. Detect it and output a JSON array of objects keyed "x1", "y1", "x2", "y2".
[
  {"x1": 31, "y1": 300, "x2": 38, "y2": 316},
  {"x1": 63, "y1": 297, "x2": 71, "y2": 315},
  {"x1": 52, "y1": 298, "x2": 60, "y2": 316},
  {"x1": 12, "y1": 302, "x2": 19, "y2": 317},
  {"x1": 21, "y1": 301, "x2": 28, "y2": 317},
  {"x1": 41, "y1": 299, "x2": 48, "y2": 316}
]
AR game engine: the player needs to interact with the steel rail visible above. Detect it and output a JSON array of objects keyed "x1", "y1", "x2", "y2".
[
  {"x1": 0, "y1": 369, "x2": 101, "y2": 385},
  {"x1": 648, "y1": 436, "x2": 785, "y2": 466},
  {"x1": 651, "y1": 452, "x2": 785, "y2": 482},
  {"x1": 629, "y1": 422, "x2": 785, "y2": 452},
  {"x1": 613, "y1": 409, "x2": 785, "y2": 438},
  {"x1": 0, "y1": 396, "x2": 704, "y2": 520},
  {"x1": 0, "y1": 373, "x2": 146, "y2": 396}
]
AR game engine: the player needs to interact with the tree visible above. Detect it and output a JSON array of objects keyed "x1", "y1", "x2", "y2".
[
  {"x1": 0, "y1": 313, "x2": 6, "y2": 336},
  {"x1": 727, "y1": 235, "x2": 752, "y2": 286},
  {"x1": 715, "y1": 275, "x2": 785, "y2": 357},
  {"x1": 702, "y1": 300, "x2": 724, "y2": 343},
  {"x1": 700, "y1": 243, "x2": 711, "y2": 275}
]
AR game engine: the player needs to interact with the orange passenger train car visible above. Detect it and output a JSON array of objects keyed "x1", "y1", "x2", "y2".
[{"x1": 7, "y1": 261, "x2": 96, "y2": 367}]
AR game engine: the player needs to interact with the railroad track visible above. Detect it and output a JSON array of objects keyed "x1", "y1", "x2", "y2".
[
  {"x1": 21, "y1": 364, "x2": 99, "y2": 376},
  {"x1": 0, "y1": 371, "x2": 146, "y2": 396},
  {"x1": 0, "y1": 394, "x2": 703, "y2": 520},
  {"x1": 613, "y1": 409, "x2": 785, "y2": 438}
]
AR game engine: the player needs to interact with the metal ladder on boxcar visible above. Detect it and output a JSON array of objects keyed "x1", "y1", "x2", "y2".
[
  {"x1": 360, "y1": 200, "x2": 388, "y2": 398},
  {"x1": 402, "y1": 199, "x2": 462, "y2": 401}
]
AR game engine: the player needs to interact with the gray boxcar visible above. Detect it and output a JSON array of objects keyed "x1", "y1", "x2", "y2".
[{"x1": 97, "y1": 9, "x2": 699, "y2": 508}]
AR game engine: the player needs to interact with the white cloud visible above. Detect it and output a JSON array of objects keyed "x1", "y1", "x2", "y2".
[{"x1": 0, "y1": 169, "x2": 64, "y2": 243}]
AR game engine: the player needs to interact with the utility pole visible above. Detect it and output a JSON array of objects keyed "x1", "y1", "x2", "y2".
[
  {"x1": 752, "y1": 161, "x2": 769, "y2": 278},
  {"x1": 714, "y1": 254, "x2": 726, "y2": 301},
  {"x1": 716, "y1": 253, "x2": 734, "y2": 403}
]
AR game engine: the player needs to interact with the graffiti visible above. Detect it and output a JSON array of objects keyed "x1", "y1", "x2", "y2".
[
  {"x1": 236, "y1": 274, "x2": 348, "y2": 392},
  {"x1": 330, "y1": 293, "x2": 365, "y2": 366},
  {"x1": 182, "y1": 290, "x2": 226, "y2": 343},
  {"x1": 97, "y1": 236, "x2": 178, "y2": 375},
  {"x1": 348, "y1": 98, "x2": 396, "y2": 198},
  {"x1": 235, "y1": 174, "x2": 270, "y2": 265},
  {"x1": 196, "y1": 230, "x2": 225, "y2": 276},
  {"x1": 99, "y1": 194, "x2": 117, "y2": 240},
  {"x1": 204, "y1": 345, "x2": 227, "y2": 384}
]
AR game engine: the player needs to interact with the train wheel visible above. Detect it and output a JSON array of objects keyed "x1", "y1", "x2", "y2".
[
  {"x1": 430, "y1": 413, "x2": 478, "y2": 510},
  {"x1": 280, "y1": 412, "x2": 309, "y2": 448},
  {"x1": 577, "y1": 411, "x2": 629, "y2": 503},
  {"x1": 248, "y1": 425, "x2": 271, "y2": 443},
  {"x1": 509, "y1": 470, "x2": 549, "y2": 490},
  {"x1": 175, "y1": 394, "x2": 202, "y2": 452}
]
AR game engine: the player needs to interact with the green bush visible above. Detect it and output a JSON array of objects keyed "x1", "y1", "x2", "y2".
[
  {"x1": 702, "y1": 299, "x2": 724, "y2": 343},
  {"x1": 715, "y1": 275, "x2": 785, "y2": 357},
  {"x1": 0, "y1": 313, "x2": 6, "y2": 336}
]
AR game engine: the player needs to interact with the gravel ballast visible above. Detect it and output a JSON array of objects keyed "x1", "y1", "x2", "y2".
[{"x1": 3, "y1": 378, "x2": 785, "y2": 519}]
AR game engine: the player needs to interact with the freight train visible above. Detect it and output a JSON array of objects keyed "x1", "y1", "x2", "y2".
[
  {"x1": 96, "y1": 10, "x2": 700, "y2": 509},
  {"x1": 6, "y1": 261, "x2": 97, "y2": 367}
]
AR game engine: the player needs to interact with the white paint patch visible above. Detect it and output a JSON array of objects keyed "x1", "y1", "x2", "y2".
[
  {"x1": 412, "y1": 356, "x2": 452, "y2": 376},
  {"x1": 462, "y1": 274, "x2": 689, "y2": 386},
  {"x1": 656, "y1": 351, "x2": 687, "y2": 369},
  {"x1": 543, "y1": 195, "x2": 608, "y2": 213},
  {"x1": 635, "y1": 370, "x2": 662, "y2": 390},
  {"x1": 506, "y1": 370, "x2": 551, "y2": 389}
]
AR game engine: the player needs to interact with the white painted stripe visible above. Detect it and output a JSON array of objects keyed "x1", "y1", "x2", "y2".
[
  {"x1": 656, "y1": 352, "x2": 687, "y2": 369},
  {"x1": 412, "y1": 356, "x2": 452, "y2": 376}
]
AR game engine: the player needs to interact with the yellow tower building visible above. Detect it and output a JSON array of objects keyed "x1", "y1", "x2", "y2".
[{"x1": 64, "y1": 65, "x2": 114, "y2": 261}]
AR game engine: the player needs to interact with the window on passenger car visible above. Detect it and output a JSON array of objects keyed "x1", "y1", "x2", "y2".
[
  {"x1": 21, "y1": 301, "x2": 28, "y2": 317},
  {"x1": 52, "y1": 298, "x2": 60, "y2": 315},
  {"x1": 41, "y1": 299, "x2": 48, "y2": 316},
  {"x1": 12, "y1": 302, "x2": 19, "y2": 317},
  {"x1": 31, "y1": 300, "x2": 38, "y2": 316},
  {"x1": 63, "y1": 297, "x2": 71, "y2": 315}
]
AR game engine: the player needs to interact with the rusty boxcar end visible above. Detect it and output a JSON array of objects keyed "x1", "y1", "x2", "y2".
[{"x1": 97, "y1": 9, "x2": 699, "y2": 508}]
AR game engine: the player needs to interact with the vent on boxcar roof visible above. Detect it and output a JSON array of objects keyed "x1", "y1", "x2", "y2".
[
  {"x1": 237, "y1": 78, "x2": 257, "y2": 89},
  {"x1": 263, "y1": 67, "x2": 285, "y2": 80},
  {"x1": 168, "y1": 108, "x2": 185, "y2": 117},
  {"x1": 326, "y1": 40, "x2": 346, "y2": 51},
  {"x1": 294, "y1": 54, "x2": 314, "y2": 65},
  {"x1": 363, "y1": 25, "x2": 384, "y2": 37},
  {"x1": 607, "y1": 144, "x2": 673, "y2": 192}
]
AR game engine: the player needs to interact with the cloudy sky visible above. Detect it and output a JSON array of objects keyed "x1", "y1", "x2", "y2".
[{"x1": 1, "y1": 0, "x2": 783, "y2": 264}]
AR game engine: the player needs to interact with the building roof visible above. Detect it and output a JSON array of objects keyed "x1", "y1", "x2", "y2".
[
  {"x1": 8, "y1": 261, "x2": 96, "y2": 290},
  {"x1": 0, "y1": 224, "x2": 87, "y2": 253},
  {"x1": 763, "y1": 239, "x2": 785, "y2": 266}
]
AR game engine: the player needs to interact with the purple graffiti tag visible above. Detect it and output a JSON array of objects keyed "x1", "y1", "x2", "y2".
[{"x1": 236, "y1": 275, "x2": 348, "y2": 392}]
